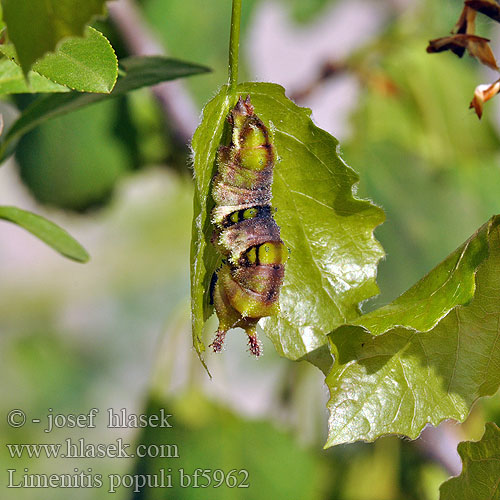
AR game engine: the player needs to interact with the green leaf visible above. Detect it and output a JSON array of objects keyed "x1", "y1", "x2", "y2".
[
  {"x1": 190, "y1": 82, "x2": 384, "y2": 369},
  {"x1": 0, "y1": 58, "x2": 69, "y2": 94},
  {"x1": 0, "y1": 205, "x2": 89, "y2": 262},
  {"x1": 440, "y1": 422, "x2": 500, "y2": 500},
  {"x1": 325, "y1": 216, "x2": 500, "y2": 447},
  {"x1": 16, "y1": 98, "x2": 131, "y2": 211},
  {"x1": 1, "y1": 0, "x2": 109, "y2": 75},
  {"x1": 0, "y1": 3, "x2": 5, "y2": 32},
  {"x1": 0, "y1": 56, "x2": 210, "y2": 161},
  {"x1": 0, "y1": 27, "x2": 117, "y2": 93}
]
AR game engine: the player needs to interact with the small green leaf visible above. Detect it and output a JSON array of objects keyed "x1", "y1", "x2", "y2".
[
  {"x1": 34, "y1": 27, "x2": 117, "y2": 92},
  {"x1": 325, "y1": 216, "x2": 500, "y2": 447},
  {"x1": 190, "y1": 82, "x2": 384, "y2": 367},
  {"x1": 0, "y1": 56, "x2": 210, "y2": 161},
  {"x1": 440, "y1": 422, "x2": 500, "y2": 500},
  {"x1": 0, "y1": 205, "x2": 89, "y2": 262},
  {"x1": 1, "y1": 0, "x2": 109, "y2": 75},
  {"x1": 0, "y1": 27, "x2": 117, "y2": 93},
  {"x1": 0, "y1": 58, "x2": 69, "y2": 94}
]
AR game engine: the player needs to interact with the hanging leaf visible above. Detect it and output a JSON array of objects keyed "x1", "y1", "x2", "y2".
[
  {"x1": 190, "y1": 82, "x2": 384, "y2": 371},
  {"x1": 325, "y1": 216, "x2": 500, "y2": 447},
  {"x1": 427, "y1": 34, "x2": 498, "y2": 70},
  {"x1": 440, "y1": 422, "x2": 500, "y2": 500},
  {"x1": 453, "y1": 6, "x2": 476, "y2": 38},
  {"x1": 0, "y1": 205, "x2": 89, "y2": 262}
]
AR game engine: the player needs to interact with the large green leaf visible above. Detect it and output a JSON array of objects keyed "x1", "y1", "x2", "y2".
[
  {"x1": 190, "y1": 82, "x2": 384, "y2": 369},
  {"x1": 0, "y1": 56, "x2": 210, "y2": 161},
  {"x1": 0, "y1": 205, "x2": 89, "y2": 262},
  {"x1": 1, "y1": 0, "x2": 109, "y2": 75},
  {"x1": 0, "y1": 27, "x2": 117, "y2": 93},
  {"x1": 0, "y1": 58, "x2": 69, "y2": 94},
  {"x1": 325, "y1": 215, "x2": 500, "y2": 447},
  {"x1": 440, "y1": 422, "x2": 500, "y2": 500}
]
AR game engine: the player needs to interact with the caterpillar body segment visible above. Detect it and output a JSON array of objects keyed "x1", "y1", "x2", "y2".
[{"x1": 209, "y1": 95, "x2": 287, "y2": 356}]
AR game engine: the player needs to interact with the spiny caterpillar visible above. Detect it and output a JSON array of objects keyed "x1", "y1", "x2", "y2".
[{"x1": 209, "y1": 95, "x2": 287, "y2": 356}]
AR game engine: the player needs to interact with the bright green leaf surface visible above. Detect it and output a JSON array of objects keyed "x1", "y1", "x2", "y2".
[
  {"x1": 440, "y1": 422, "x2": 500, "y2": 500},
  {"x1": 347, "y1": 218, "x2": 489, "y2": 335},
  {"x1": 0, "y1": 27, "x2": 117, "y2": 93},
  {"x1": 1, "y1": 0, "x2": 108, "y2": 75},
  {"x1": 325, "y1": 216, "x2": 500, "y2": 447},
  {"x1": 190, "y1": 82, "x2": 384, "y2": 367},
  {"x1": 33, "y1": 27, "x2": 116, "y2": 92},
  {"x1": 0, "y1": 56, "x2": 210, "y2": 161},
  {"x1": 0, "y1": 58, "x2": 68, "y2": 94},
  {"x1": 0, "y1": 206, "x2": 89, "y2": 262}
]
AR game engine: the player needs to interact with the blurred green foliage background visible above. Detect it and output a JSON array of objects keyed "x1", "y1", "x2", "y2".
[{"x1": 1, "y1": 0, "x2": 499, "y2": 499}]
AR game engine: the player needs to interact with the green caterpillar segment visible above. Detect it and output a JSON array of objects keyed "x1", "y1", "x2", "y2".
[
  {"x1": 209, "y1": 95, "x2": 287, "y2": 357},
  {"x1": 217, "y1": 262, "x2": 282, "y2": 318}
]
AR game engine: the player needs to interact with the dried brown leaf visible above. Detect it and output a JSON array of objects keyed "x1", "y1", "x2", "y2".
[
  {"x1": 454, "y1": 5, "x2": 477, "y2": 36},
  {"x1": 467, "y1": 36, "x2": 499, "y2": 69},
  {"x1": 465, "y1": 0, "x2": 500, "y2": 23},
  {"x1": 427, "y1": 34, "x2": 498, "y2": 69},
  {"x1": 469, "y1": 79, "x2": 500, "y2": 118}
]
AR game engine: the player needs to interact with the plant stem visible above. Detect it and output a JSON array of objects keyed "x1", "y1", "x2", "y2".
[{"x1": 228, "y1": 0, "x2": 242, "y2": 90}]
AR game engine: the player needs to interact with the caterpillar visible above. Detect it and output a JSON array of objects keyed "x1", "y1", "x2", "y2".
[{"x1": 209, "y1": 95, "x2": 287, "y2": 357}]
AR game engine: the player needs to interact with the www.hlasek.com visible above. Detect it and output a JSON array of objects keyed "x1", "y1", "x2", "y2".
[
  {"x1": 7, "y1": 438, "x2": 178, "y2": 459},
  {"x1": 6, "y1": 408, "x2": 250, "y2": 492}
]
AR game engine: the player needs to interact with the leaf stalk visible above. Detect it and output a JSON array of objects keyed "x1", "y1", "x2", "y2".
[{"x1": 228, "y1": 0, "x2": 242, "y2": 90}]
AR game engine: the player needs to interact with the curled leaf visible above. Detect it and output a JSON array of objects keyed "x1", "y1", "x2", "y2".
[
  {"x1": 469, "y1": 79, "x2": 500, "y2": 118},
  {"x1": 465, "y1": 0, "x2": 500, "y2": 23},
  {"x1": 454, "y1": 6, "x2": 476, "y2": 34},
  {"x1": 427, "y1": 34, "x2": 498, "y2": 70},
  {"x1": 191, "y1": 83, "x2": 384, "y2": 372}
]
